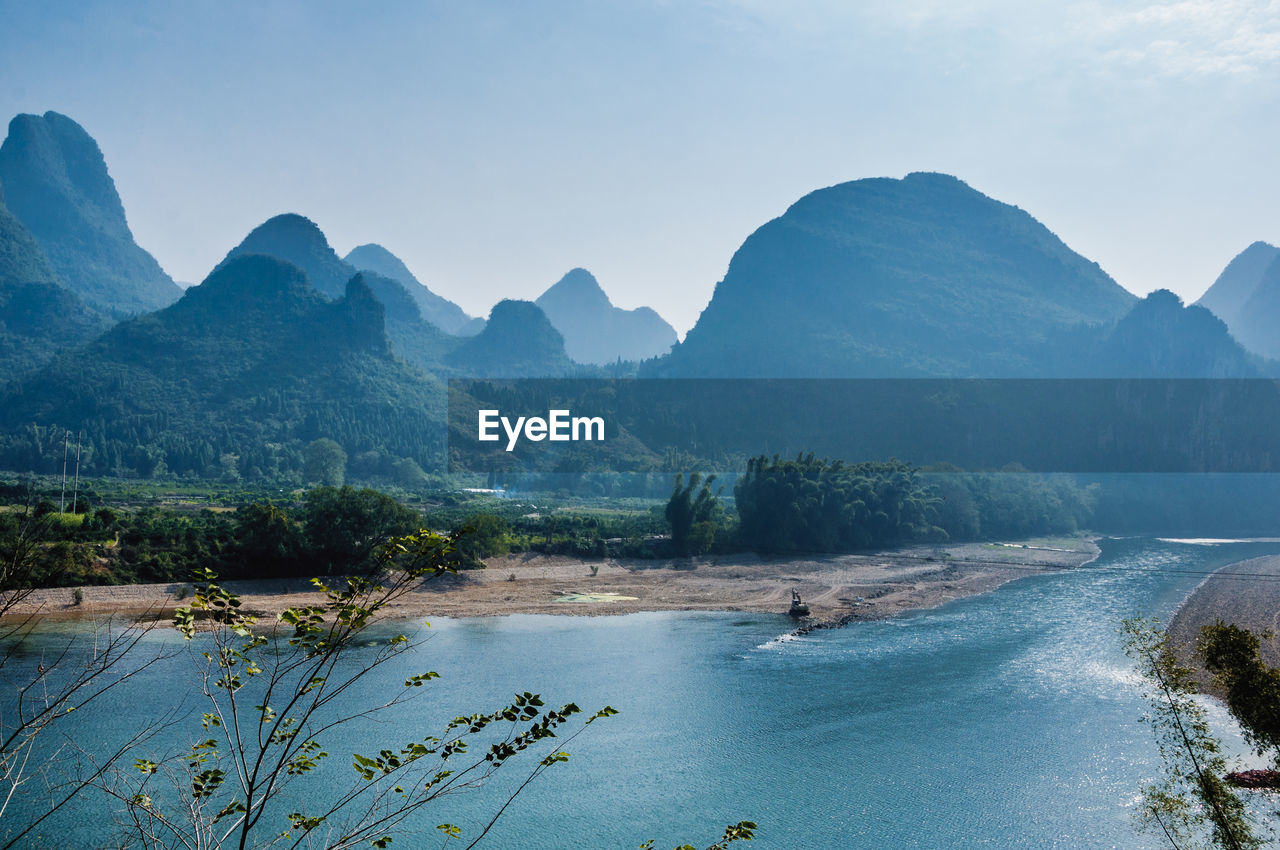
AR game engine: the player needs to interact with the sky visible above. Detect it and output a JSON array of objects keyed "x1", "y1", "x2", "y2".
[{"x1": 1, "y1": 0, "x2": 1278, "y2": 335}]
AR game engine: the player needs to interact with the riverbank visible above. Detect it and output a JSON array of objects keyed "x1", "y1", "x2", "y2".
[
  {"x1": 1167, "y1": 553, "x2": 1280, "y2": 693},
  {"x1": 5, "y1": 537, "x2": 1099, "y2": 624}
]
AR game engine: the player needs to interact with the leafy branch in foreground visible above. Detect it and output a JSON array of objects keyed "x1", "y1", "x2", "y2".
[
  {"x1": 641, "y1": 820, "x2": 758, "y2": 850},
  {"x1": 99, "y1": 528, "x2": 623, "y2": 849},
  {"x1": 1122, "y1": 617, "x2": 1258, "y2": 850}
]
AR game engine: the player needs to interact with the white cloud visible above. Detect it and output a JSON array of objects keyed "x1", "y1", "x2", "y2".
[
  {"x1": 705, "y1": 0, "x2": 1280, "y2": 80},
  {"x1": 1070, "y1": 1, "x2": 1280, "y2": 77}
]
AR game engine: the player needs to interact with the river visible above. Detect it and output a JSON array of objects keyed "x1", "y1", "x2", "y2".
[{"x1": 5, "y1": 537, "x2": 1280, "y2": 848}]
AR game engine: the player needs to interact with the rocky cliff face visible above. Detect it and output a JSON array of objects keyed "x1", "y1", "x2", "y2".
[{"x1": 0, "y1": 111, "x2": 181, "y2": 315}]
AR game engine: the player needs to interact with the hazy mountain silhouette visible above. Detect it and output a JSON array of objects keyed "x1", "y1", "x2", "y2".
[
  {"x1": 1088, "y1": 289, "x2": 1266, "y2": 377},
  {"x1": 648, "y1": 172, "x2": 1136, "y2": 377},
  {"x1": 0, "y1": 254, "x2": 445, "y2": 477},
  {"x1": 0, "y1": 111, "x2": 181, "y2": 316},
  {"x1": 217, "y1": 214, "x2": 459, "y2": 369},
  {"x1": 534, "y1": 268, "x2": 676, "y2": 365},
  {"x1": 344, "y1": 243, "x2": 477, "y2": 335},
  {"x1": 1195, "y1": 242, "x2": 1280, "y2": 360},
  {"x1": 445, "y1": 299, "x2": 575, "y2": 377},
  {"x1": 1232, "y1": 257, "x2": 1280, "y2": 361},
  {"x1": 1196, "y1": 242, "x2": 1279, "y2": 328},
  {"x1": 457, "y1": 316, "x2": 487, "y2": 336},
  {"x1": 0, "y1": 181, "x2": 108, "y2": 378},
  {"x1": 219, "y1": 214, "x2": 360, "y2": 300}
]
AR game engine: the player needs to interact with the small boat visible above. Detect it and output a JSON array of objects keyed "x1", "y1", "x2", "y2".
[{"x1": 788, "y1": 589, "x2": 810, "y2": 618}]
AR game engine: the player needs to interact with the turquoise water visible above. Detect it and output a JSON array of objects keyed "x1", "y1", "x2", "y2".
[{"x1": 6, "y1": 537, "x2": 1280, "y2": 848}]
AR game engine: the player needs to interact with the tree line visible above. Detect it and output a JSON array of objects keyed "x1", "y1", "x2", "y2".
[{"x1": 665, "y1": 455, "x2": 1097, "y2": 556}]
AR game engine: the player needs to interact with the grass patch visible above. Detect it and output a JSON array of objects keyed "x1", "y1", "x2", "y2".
[{"x1": 554, "y1": 592, "x2": 638, "y2": 604}]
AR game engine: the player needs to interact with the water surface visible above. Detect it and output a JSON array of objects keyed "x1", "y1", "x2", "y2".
[{"x1": 6, "y1": 538, "x2": 1279, "y2": 848}]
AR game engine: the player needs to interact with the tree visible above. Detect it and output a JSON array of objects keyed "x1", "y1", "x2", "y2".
[
  {"x1": 104, "y1": 529, "x2": 622, "y2": 849},
  {"x1": 231, "y1": 502, "x2": 302, "y2": 577},
  {"x1": 1199, "y1": 622, "x2": 1280, "y2": 768},
  {"x1": 304, "y1": 439, "x2": 347, "y2": 487},
  {"x1": 1122, "y1": 617, "x2": 1258, "y2": 850},
  {"x1": 390, "y1": 458, "x2": 426, "y2": 487},
  {"x1": 302, "y1": 486, "x2": 420, "y2": 574},
  {"x1": 665, "y1": 473, "x2": 720, "y2": 556},
  {"x1": 455, "y1": 513, "x2": 510, "y2": 566},
  {"x1": 733, "y1": 455, "x2": 942, "y2": 553}
]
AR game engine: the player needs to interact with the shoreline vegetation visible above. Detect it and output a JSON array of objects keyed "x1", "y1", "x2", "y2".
[
  {"x1": 4, "y1": 537, "x2": 1100, "y2": 626},
  {"x1": 1168, "y1": 553, "x2": 1280, "y2": 695}
]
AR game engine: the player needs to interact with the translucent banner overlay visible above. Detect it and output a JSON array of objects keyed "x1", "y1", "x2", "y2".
[{"x1": 447, "y1": 379, "x2": 1280, "y2": 474}]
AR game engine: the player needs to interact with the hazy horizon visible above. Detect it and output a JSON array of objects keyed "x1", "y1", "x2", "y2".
[{"x1": 3, "y1": 0, "x2": 1278, "y2": 335}]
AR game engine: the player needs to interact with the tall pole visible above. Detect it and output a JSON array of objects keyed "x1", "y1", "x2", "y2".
[
  {"x1": 60, "y1": 428, "x2": 69, "y2": 513},
  {"x1": 71, "y1": 431, "x2": 83, "y2": 514}
]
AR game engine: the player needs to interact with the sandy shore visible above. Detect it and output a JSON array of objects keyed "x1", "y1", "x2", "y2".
[
  {"x1": 1167, "y1": 554, "x2": 1280, "y2": 693},
  {"x1": 5, "y1": 538, "x2": 1099, "y2": 627}
]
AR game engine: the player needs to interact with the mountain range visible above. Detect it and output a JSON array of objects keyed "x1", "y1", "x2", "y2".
[
  {"x1": 1086, "y1": 288, "x2": 1263, "y2": 377},
  {"x1": 216, "y1": 213, "x2": 461, "y2": 371},
  {"x1": 445, "y1": 299, "x2": 577, "y2": 378},
  {"x1": 1, "y1": 112, "x2": 1275, "y2": 481},
  {"x1": 343, "y1": 242, "x2": 478, "y2": 336},
  {"x1": 0, "y1": 254, "x2": 445, "y2": 479},
  {"x1": 535, "y1": 268, "x2": 677, "y2": 365}
]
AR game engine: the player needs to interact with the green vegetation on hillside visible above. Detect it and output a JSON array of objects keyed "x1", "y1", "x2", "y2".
[
  {"x1": 0, "y1": 255, "x2": 447, "y2": 481},
  {"x1": 650, "y1": 172, "x2": 1136, "y2": 378},
  {"x1": 217, "y1": 213, "x2": 465, "y2": 370},
  {"x1": 344, "y1": 241, "x2": 478, "y2": 335},
  {"x1": 446, "y1": 299, "x2": 577, "y2": 377},
  {"x1": 0, "y1": 112, "x2": 181, "y2": 315},
  {"x1": 0, "y1": 184, "x2": 108, "y2": 379}
]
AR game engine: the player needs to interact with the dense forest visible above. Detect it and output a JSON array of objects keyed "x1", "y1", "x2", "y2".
[
  {"x1": 0, "y1": 480, "x2": 673, "y2": 587},
  {"x1": 0, "y1": 256, "x2": 449, "y2": 481},
  {"x1": 1, "y1": 453, "x2": 1109, "y2": 591},
  {"x1": 734, "y1": 456, "x2": 944, "y2": 552},
  {"x1": 0, "y1": 484, "x2": 432, "y2": 586},
  {"x1": 730, "y1": 455, "x2": 1095, "y2": 553}
]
